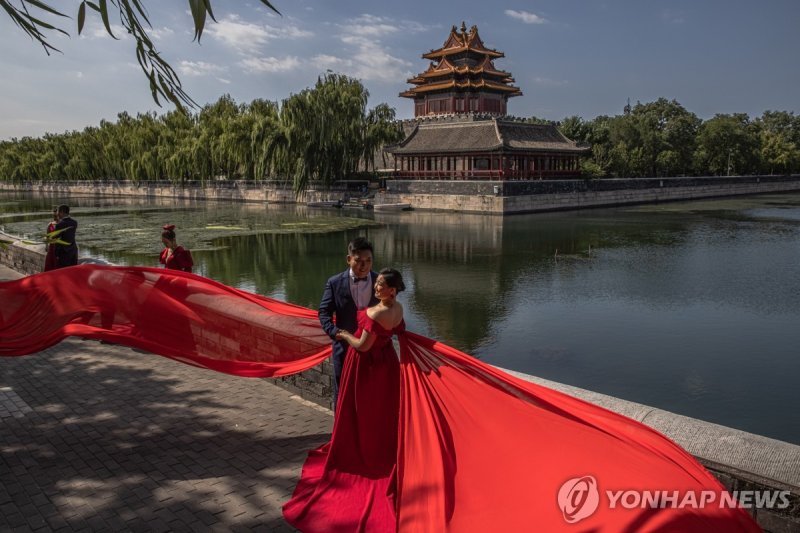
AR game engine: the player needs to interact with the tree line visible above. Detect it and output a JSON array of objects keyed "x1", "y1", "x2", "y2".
[
  {"x1": 2, "y1": 91, "x2": 798, "y2": 188},
  {"x1": 548, "y1": 98, "x2": 800, "y2": 178},
  {"x1": 0, "y1": 74, "x2": 403, "y2": 193}
]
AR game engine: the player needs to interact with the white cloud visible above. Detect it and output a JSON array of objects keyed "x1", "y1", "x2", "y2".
[
  {"x1": 505, "y1": 9, "x2": 548, "y2": 24},
  {"x1": 311, "y1": 49, "x2": 411, "y2": 83},
  {"x1": 178, "y1": 60, "x2": 226, "y2": 77},
  {"x1": 207, "y1": 14, "x2": 312, "y2": 55},
  {"x1": 339, "y1": 14, "x2": 435, "y2": 38},
  {"x1": 87, "y1": 23, "x2": 129, "y2": 39},
  {"x1": 661, "y1": 9, "x2": 686, "y2": 24},
  {"x1": 340, "y1": 35, "x2": 372, "y2": 47},
  {"x1": 318, "y1": 15, "x2": 430, "y2": 83},
  {"x1": 340, "y1": 14, "x2": 399, "y2": 37},
  {"x1": 239, "y1": 56, "x2": 301, "y2": 73},
  {"x1": 149, "y1": 27, "x2": 175, "y2": 41},
  {"x1": 532, "y1": 76, "x2": 568, "y2": 87}
]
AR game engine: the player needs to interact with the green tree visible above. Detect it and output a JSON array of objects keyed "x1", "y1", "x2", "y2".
[
  {"x1": 756, "y1": 111, "x2": 799, "y2": 174},
  {"x1": 558, "y1": 115, "x2": 590, "y2": 143},
  {"x1": 265, "y1": 74, "x2": 397, "y2": 193},
  {"x1": 581, "y1": 115, "x2": 614, "y2": 177},
  {"x1": 694, "y1": 113, "x2": 760, "y2": 176},
  {"x1": 605, "y1": 98, "x2": 700, "y2": 178},
  {"x1": 363, "y1": 103, "x2": 404, "y2": 172}
]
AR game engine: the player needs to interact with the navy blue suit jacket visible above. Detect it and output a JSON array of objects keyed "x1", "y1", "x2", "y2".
[
  {"x1": 319, "y1": 269, "x2": 379, "y2": 364},
  {"x1": 54, "y1": 217, "x2": 77, "y2": 247},
  {"x1": 54, "y1": 217, "x2": 78, "y2": 264}
]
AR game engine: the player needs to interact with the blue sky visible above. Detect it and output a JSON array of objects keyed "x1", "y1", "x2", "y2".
[{"x1": 1, "y1": 0, "x2": 798, "y2": 140}]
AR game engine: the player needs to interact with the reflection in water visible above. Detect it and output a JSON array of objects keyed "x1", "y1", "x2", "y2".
[{"x1": 3, "y1": 191, "x2": 800, "y2": 444}]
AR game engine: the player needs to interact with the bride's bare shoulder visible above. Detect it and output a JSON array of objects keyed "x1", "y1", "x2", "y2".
[{"x1": 368, "y1": 304, "x2": 403, "y2": 329}]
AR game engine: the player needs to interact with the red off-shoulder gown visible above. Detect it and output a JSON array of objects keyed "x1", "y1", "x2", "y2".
[
  {"x1": 43, "y1": 221, "x2": 57, "y2": 271},
  {"x1": 283, "y1": 309, "x2": 403, "y2": 532}
]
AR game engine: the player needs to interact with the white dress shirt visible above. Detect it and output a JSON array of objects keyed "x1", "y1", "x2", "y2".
[{"x1": 349, "y1": 269, "x2": 372, "y2": 310}]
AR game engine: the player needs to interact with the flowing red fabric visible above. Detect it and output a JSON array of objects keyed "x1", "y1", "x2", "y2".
[
  {"x1": 0, "y1": 265, "x2": 330, "y2": 376},
  {"x1": 1, "y1": 266, "x2": 760, "y2": 532},
  {"x1": 395, "y1": 333, "x2": 760, "y2": 531}
]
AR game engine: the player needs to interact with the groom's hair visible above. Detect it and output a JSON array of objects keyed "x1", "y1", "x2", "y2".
[{"x1": 348, "y1": 237, "x2": 373, "y2": 256}]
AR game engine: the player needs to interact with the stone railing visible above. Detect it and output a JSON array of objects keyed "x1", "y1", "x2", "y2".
[{"x1": 0, "y1": 231, "x2": 46, "y2": 275}]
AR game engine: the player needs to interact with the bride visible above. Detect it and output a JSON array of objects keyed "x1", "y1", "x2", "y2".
[{"x1": 283, "y1": 268, "x2": 406, "y2": 532}]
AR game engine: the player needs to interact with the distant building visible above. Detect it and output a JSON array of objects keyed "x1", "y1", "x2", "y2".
[{"x1": 388, "y1": 23, "x2": 588, "y2": 180}]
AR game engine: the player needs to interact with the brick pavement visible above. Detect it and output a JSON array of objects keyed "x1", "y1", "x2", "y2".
[{"x1": 0, "y1": 338, "x2": 332, "y2": 532}]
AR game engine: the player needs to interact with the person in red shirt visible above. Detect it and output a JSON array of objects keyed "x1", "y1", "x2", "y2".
[{"x1": 159, "y1": 224, "x2": 193, "y2": 273}]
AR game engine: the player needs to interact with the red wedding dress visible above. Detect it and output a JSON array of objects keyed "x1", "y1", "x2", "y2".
[
  {"x1": 0, "y1": 266, "x2": 761, "y2": 532},
  {"x1": 283, "y1": 309, "x2": 403, "y2": 532},
  {"x1": 43, "y1": 220, "x2": 57, "y2": 271}
]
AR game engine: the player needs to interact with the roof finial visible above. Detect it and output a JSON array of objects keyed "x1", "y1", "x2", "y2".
[{"x1": 460, "y1": 21, "x2": 467, "y2": 33}]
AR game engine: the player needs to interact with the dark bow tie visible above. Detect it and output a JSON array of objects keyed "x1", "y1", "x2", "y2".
[{"x1": 352, "y1": 276, "x2": 369, "y2": 283}]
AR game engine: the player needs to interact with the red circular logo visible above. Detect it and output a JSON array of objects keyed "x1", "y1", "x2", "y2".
[{"x1": 558, "y1": 475, "x2": 600, "y2": 523}]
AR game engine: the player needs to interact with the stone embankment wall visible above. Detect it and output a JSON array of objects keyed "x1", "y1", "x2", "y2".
[
  {"x1": 3, "y1": 175, "x2": 800, "y2": 214},
  {"x1": 0, "y1": 233, "x2": 46, "y2": 275},
  {"x1": 379, "y1": 174, "x2": 800, "y2": 213},
  {"x1": 0, "y1": 180, "x2": 352, "y2": 205}
]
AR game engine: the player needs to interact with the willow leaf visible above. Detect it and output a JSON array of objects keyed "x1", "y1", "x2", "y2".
[
  {"x1": 97, "y1": 0, "x2": 117, "y2": 39},
  {"x1": 77, "y1": 1, "x2": 86, "y2": 33}
]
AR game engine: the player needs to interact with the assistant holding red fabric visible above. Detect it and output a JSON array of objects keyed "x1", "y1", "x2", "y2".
[{"x1": 159, "y1": 224, "x2": 193, "y2": 273}]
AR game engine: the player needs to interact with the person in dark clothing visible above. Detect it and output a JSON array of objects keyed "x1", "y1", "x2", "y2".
[
  {"x1": 318, "y1": 237, "x2": 379, "y2": 411},
  {"x1": 54, "y1": 205, "x2": 78, "y2": 268}
]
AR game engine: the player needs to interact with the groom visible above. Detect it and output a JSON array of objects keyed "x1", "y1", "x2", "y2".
[
  {"x1": 53, "y1": 204, "x2": 79, "y2": 268},
  {"x1": 319, "y1": 237, "x2": 379, "y2": 411}
]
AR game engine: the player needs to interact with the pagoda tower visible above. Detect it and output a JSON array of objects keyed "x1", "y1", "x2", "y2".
[
  {"x1": 388, "y1": 23, "x2": 588, "y2": 181},
  {"x1": 400, "y1": 22, "x2": 522, "y2": 117}
]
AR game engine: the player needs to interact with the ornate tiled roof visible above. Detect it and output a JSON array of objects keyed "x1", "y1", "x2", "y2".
[
  {"x1": 408, "y1": 57, "x2": 514, "y2": 84},
  {"x1": 399, "y1": 78, "x2": 522, "y2": 98},
  {"x1": 422, "y1": 23, "x2": 503, "y2": 59},
  {"x1": 387, "y1": 116, "x2": 590, "y2": 155},
  {"x1": 402, "y1": 23, "x2": 521, "y2": 101}
]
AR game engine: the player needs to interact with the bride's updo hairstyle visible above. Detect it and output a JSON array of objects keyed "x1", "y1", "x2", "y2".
[{"x1": 379, "y1": 268, "x2": 405, "y2": 293}]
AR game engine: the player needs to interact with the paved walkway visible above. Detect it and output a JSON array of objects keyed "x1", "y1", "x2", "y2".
[{"x1": 0, "y1": 295, "x2": 332, "y2": 532}]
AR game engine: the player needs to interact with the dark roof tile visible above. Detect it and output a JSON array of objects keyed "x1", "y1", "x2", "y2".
[{"x1": 388, "y1": 117, "x2": 589, "y2": 154}]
